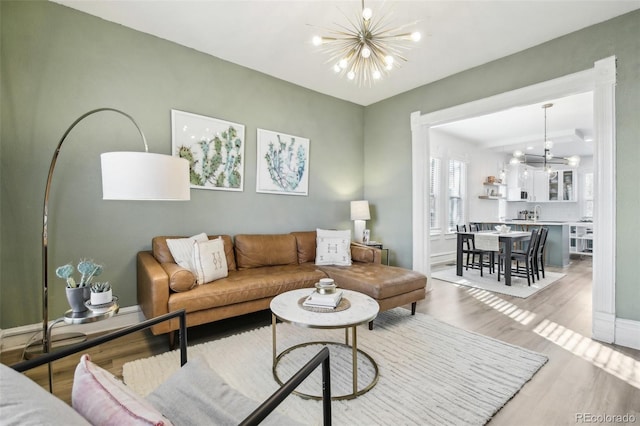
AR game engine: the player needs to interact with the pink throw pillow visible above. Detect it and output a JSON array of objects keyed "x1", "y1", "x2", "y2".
[{"x1": 72, "y1": 354, "x2": 172, "y2": 426}]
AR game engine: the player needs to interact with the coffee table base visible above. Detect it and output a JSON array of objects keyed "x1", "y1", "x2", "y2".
[{"x1": 272, "y1": 312, "x2": 379, "y2": 400}]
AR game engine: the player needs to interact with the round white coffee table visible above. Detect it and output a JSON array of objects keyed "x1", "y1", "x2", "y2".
[{"x1": 270, "y1": 288, "x2": 379, "y2": 400}]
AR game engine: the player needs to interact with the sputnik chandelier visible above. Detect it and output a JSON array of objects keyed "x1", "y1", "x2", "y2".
[
  {"x1": 510, "y1": 103, "x2": 580, "y2": 178},
  {"x1": 311, "y1": 0, "x2": 421, "y2": 86}
]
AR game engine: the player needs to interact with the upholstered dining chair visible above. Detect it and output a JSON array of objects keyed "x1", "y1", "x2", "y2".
[{"x1": 498, "y1": 228, "x2": 539, "y2": 286}]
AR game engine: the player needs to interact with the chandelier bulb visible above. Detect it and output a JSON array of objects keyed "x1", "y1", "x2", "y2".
[
  {"x1": 339, "y1": 58, "x2": 348, "y2": 69},
  {"x1": 373, "y1": 70, "x2": 381, "y2": 79},
  {"x1": 362, "y1": 7, "x2": 373, "y2": 21},
  {"x1": 411, "y1": 31, "x2": 421, "y2": 42},
  {"x1": 347, "y1": 71, "x2": 356, "y2": 80},
  {"x1": 312, "y1": 36, "x2": 323, "y2": 46},
  {"x1": 361, "y1": 46, "x2": 371, "y2": 58},
  {"x1": 333, "y1": 63, "x2": 341, "y2": 73}
]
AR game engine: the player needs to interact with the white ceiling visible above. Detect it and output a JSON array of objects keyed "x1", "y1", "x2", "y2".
[
  {"x1": 52, "y1": 0, "x2": 640, "y2": 107},
  {"x1": 433, "y1": 92, "x2": 595, "y2": 157},
  {"x1": 52, "y1": 0, "x2": 638, "y2": 157}
]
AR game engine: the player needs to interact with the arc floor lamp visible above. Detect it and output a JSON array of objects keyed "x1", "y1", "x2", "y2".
[{"x1": 40, "y1": 108, "x2": 190, "y2": 354}]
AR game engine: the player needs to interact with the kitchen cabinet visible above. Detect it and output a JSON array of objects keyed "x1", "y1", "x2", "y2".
[
  {"x1": 532, "y1": 170, "x2": 548, "y2": 202},
  {"x1": 570, "y1": 223, "x2": 593, "y2": 256},
  {"x1": 505, "y1": 164, "x2": 535, "y2": 201},
  {"x1": 549, "y1": 169, "x2": 576, "y2": 201},
  {"x1": 530, "y1": 169, "x2": 576, "y2": 202}
]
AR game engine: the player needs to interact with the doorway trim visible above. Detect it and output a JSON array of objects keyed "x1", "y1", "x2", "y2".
[{"x1": 411, "y1": 56, "x2": 616, "y2": 343}]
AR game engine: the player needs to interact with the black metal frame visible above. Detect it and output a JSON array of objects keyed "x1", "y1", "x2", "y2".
[{"x1": 11, "y1": 309, "x2": 332, "y2": 426}]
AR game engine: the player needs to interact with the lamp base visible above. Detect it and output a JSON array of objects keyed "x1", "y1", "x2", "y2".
[{"x1": 353, "y1": 220, "x2": 366, "y2": 243}]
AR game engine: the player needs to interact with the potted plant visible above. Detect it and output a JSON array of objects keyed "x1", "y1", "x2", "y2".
[
  {"x1": 55, "y1": 260, "x2": 104, "y2": 313},
  {"x1": 90, "y1": 282, "x2": 112, "y2": 306}
]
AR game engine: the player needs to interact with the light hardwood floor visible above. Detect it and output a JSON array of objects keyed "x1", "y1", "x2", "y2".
[{"x1": 2, "y1": 257, "x2": 638, "y2": 425}]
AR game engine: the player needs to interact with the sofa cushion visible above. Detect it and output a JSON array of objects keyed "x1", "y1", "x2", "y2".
[
  {"x1": 0, "y1": 363, "x2": 90, "y2": 425},
  {"x1": 319, "y1": 263, "x2": 427, "y2": 300},
  {"x1": 165, "y1": 233, "x2": 208, "y2": 271},
  {"x1": 192, "y1": 237, "x2": 228, "y2": 284},
  {"x1": 315, "y1": 229, "x2": 352, "y2": 266},
  {"x1": 350, "y1": 242, "x2": 377, "y2": 263},
  {"x1": 147, "y1": 357, "x2": 301, "y2": 426},
  {"x1": 291, "y1": 230, "x2": 317, "y2": 263},
  {"x1": 162, "y1": 263, "x2": 196, "y2": 292},
  {"x1": 234, "y1": 234, "x2": 298, "y2": 270},
  {"x1": 167, "y1": 264, "x2": 325, "y2": 313},
  {"x1": 72, "y1": 354, "x2": 172, "y2": 426},
  {"x1": 153, "y1": 235, "x2": 236, "y2": 271}
]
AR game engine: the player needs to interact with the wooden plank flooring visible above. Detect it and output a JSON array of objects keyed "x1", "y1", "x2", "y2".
[{"x1": 2, "y1": 257, "x2": 638, "y2": 425}]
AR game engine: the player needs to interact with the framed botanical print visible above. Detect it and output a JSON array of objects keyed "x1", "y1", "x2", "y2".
[
  {"x1": 256, "y1": 128, "x2": 309, "y2": 196},
  {"x1": 171, "y1": 109, "x2": 245, "y2": 191}
]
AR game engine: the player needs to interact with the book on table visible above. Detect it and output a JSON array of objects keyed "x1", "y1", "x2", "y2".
[{"x1": 303, "y1": 290, "x2": 343, "y2": 308}]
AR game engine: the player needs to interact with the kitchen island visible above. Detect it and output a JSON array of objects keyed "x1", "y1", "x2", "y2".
[{"x1": 472, "y1": 221, "x2": 570, "y2": 267}]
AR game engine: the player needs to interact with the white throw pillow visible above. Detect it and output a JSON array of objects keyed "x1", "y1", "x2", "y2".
[
  {"x1": 166, "y1": 233, "x2": 208, "y2": 271},
  {"x1": 192, "y1": 237, "x2": 228, "y2": 284},
  {"x1": 315, "y1": 229, "x2": 352, "y2": 266}
]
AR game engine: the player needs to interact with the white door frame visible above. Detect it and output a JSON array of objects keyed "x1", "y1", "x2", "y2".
[{"x1": 411, "y1": 56, "x2": 616, "y2": 343}]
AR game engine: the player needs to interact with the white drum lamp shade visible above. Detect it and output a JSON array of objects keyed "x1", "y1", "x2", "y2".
[
  {"x1": 101, "y1": 152, "x2": 190, "y2": 200},
  {"x1": 350, "y1": 200, "x2": 371, "y2": 243}
]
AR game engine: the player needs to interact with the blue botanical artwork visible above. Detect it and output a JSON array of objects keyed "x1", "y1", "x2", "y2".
[
  {"x1": 171, "y1": 110, "x2": 245, "y2": 191},
  {"x1": 256, "y1": 129, "x2": 309, "y2": 196}
]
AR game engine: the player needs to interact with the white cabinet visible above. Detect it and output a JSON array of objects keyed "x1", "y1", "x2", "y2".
[
  {"x1": 532, "y1": 170, "x2": 549, "y2": 202},
  {"x1": 506, "y1": 164, "x2": 535, "y2": 201},
  {"x1": 570, "y1": 223, "x2": 593, "y2": 256},
  {"x1": 530, "y1": 169, "x2": 576, "y2": 202}
]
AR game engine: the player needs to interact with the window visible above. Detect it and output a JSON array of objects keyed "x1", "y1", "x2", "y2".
[
  {"x1": 448, "y1": 159, "x2": 466, "y2": 232},
  {"x1": 429, "y1": 158, "x2": 441, "y2": 231}
]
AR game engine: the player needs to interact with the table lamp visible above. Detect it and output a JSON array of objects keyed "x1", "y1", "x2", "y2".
[
  {"x1": 40, "y1": 108, "x2": 190, "y2": 355},
  {"x1": 350, "y1": 200, "x2": 371, "y2": 243}
]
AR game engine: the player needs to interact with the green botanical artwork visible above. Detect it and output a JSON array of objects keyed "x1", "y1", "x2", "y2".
[
  {"x1": 257, "y1": 129, "x2": 309, "y2": 196},
  {"x1": 171, "y1": 110, "x2": 245, "y2": 191}
]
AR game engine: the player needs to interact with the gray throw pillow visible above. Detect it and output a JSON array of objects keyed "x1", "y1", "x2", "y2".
[{"x1": 146, "y1": 357, "x2": 301, "y2": 426}]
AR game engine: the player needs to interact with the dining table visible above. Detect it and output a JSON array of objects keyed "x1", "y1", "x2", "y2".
[{"x1": 456, "y1": 230, "x2": 532, "y2": 286}]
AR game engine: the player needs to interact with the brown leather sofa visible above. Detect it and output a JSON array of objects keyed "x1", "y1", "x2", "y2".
[{"x1": 137, "y1": 230, "x2": 427, "y2": 339}]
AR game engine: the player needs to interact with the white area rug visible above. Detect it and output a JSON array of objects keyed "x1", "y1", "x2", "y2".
[
  {"x1": 123, "y1": 309, "x2": 547, "y2": 425},
  {"x1": 432, "y1": 267, "x2": 565, "y2": 298}
]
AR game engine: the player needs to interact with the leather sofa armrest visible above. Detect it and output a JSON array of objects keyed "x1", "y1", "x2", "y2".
[
  {"x1": 350, "y1": 242, "x2": 382, "y2": 264},
  {"x1": 137, "y1": 251, "x2": 171, "y2": 334}
]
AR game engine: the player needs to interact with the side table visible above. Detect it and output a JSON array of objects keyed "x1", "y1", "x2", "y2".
[
  {"x1": 365, "y1": 241, "x2": 389, "y2": 265},
  {"x1": 36, "y1": 299, "x2": 119, "y2": 392}
]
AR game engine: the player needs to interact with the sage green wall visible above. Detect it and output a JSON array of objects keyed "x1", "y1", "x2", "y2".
[
  {"x1": 0, "y1": 1, "x2": 364, "y2": 328},
  {"x1": 364, "y1": 10, "x2": 640, "y2": 321}
]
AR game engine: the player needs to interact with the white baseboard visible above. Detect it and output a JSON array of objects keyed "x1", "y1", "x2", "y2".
[
  {"x1": 615, "y1": 318, "x2": 640, "y2": 350},
  {"x1": 430, "y1": 251, "x2": 456, "y2": 266},
  {"x1": 0, "y1": 305, "x2": 146, "y2": 353},
  {"x1": 592, "y1": 310, "x2": 616, "y2": 343}
]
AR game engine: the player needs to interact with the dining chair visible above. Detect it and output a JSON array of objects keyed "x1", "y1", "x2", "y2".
[
  {"x1": 457, "y1": 224, "x2": 494, "y2": 276},
  {"x1": 498, "y1": 228, "x2": 539, "y2": 286},
  {"x1": 533, "y1": 227, "x2": 549, "y2": 280}
]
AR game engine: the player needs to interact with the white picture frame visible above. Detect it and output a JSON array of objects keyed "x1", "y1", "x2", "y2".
[
  {"x1": 256, "y1": 128, "x2": 310, "y2": 196},
  {"x1": 171, "y1": 109, "x2": 245, "y2": 191}
]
